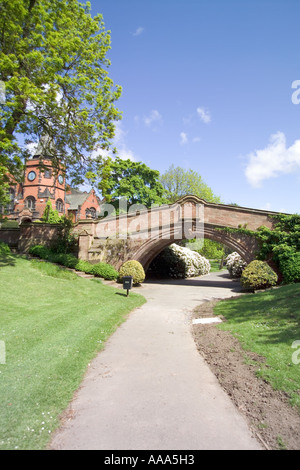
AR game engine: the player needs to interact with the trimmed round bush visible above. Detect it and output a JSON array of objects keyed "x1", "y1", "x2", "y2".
[
  {"x1": 226, "y1": 252, "x2": 247, "y2": 278},
  {"x1": 240, "y1": 260, "x2": 278, "y2": 290},
  {"x1": 119, "y1": 260, "x2": 145, "y2": 285}
]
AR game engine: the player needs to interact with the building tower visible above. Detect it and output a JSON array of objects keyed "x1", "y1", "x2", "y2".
[{"x1": 14, "y1": 136, "x2": 66, "y2": 223}]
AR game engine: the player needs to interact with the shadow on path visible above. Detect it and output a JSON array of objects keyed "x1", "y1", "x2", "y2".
[{"x1": 144, "y1": 271, "x2": 242, "y2": 292}]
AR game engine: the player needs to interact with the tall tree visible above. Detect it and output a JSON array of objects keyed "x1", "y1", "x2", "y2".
[
  {"x1": 0, "y1": 0, "x2": 122, "y2": 203},
  {"x1": 160, "y1": 165, "x2": 221, "y2": 203},
  {"x1": 98, "y1": 157, "x2": 168, "y2": 208}
]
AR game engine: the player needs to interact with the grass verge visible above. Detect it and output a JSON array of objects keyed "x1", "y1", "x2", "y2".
[
  {"x1": 0, "y1": 252, "x2": 146, "y2": 450},
  {"x1": 214, "y1": 284, "x2": 300, "y2": 411}
]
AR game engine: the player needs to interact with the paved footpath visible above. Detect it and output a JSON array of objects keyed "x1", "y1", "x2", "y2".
[{"x1": 49, "y1": 271, "x2": 262, "y2": 450}]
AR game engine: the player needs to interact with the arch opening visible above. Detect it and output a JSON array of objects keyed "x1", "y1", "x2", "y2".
[{"x1": 133, "y1": 226, "x2": 257, "y2": 276}]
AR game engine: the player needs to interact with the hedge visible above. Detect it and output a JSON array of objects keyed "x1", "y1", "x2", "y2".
[{"x1": 29, "y1": 245, "x2": 119, "y2": 280}]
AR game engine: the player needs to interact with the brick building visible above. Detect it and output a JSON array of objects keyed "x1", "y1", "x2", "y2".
[{"x1": 2, "y1": 141, "x2": 101, "y2": 224}]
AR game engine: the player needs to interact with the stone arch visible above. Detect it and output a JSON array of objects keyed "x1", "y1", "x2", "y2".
[
  {"x1": 19, "y1": 217, "x2": 32, "y2": 225},
  {"x1": 131, "y1": 224, "x2": 260, "y2": 272}
]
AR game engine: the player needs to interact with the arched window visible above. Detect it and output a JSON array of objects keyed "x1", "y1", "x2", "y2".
[
  {"x1": 56, "y1": 198, "x2": 64, "y2": 213},
  {"x1": 85, "y1": 207, "x2": 96, "y2": 219},
  {"x1": 25, "y1": 196, "x2": 36, "y2": 211}
]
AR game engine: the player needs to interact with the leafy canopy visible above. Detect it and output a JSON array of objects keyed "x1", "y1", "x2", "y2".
[
  {"x1": 0, "y1": 0, "x2": 122, "y2": 203},
  {"x1": 98, "y1": 157, "x2": 168, "y2": 208},
  {"x1": 160, "y1": 165, "x2": 221, "y2": 203}
]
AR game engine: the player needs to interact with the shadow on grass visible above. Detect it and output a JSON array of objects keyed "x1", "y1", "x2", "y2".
[
  {"x1": 215, "y1": 283, "x2": 300, "y2": 346},
  {"x1": 0, "y1": 253, "x2": 17, "y2": 268},
  {"x1": 115, "y1": 291, "x2": 129, "y2": 297}
]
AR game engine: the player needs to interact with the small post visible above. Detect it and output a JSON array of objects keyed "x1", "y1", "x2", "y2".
[{"x1": 122, "y1": 276, "x2": 133, "y2": 296}]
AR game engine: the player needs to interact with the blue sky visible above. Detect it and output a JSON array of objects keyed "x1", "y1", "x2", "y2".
[{"x1": 88, "y1": 0, "x2": 300, "y2": 214}]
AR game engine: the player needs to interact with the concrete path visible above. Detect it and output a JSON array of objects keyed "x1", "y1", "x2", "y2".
[{"x1": 49, "y1": 271, "x2": 262, "y2": 450}]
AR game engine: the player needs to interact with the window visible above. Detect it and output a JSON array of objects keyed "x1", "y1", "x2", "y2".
[
  {"x1": 25, "y1": 196, "x2": 36, "y2": 211},
  {"x1": 56, "y1": 198, "x2": 64, "y2": 213},
  {"x1": 85, "y1": 207, "x2": 96, "y2": 219}
]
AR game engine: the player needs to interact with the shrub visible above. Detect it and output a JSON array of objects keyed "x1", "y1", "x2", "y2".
[
  {"x1": 75, "y1": 260, "x2": 95, "y2": 275},
  {"x1": 29, "y1": 245, "x2": 51, "y2": 259},
  {"x1": 91, "y1": 262, "x2": 119, "y2": 280},
  {"x1": 0, "y1": 241, "x2": 11, "y2": 256},
  {"x1": 278, "y1": 252, "x2": 300, "y2": 284},
  {"x1": 55, "y1": 253, "x2": 78, "y2": 269},
  {"x1": 29, "y1": 244, "x2": 118, "y2": 280},
  {"x1": 148, "y1": 243, "x2": 210, "y2": 279},
  {"x1": 226, "y1": 252, "x2": 247, "y2": 278},
  {"x1": 240, "y1": 260, "x2": 278, "y2": 290},
  {"x1": 119, "y1": 260, "x2": 146, "y2": 284}
]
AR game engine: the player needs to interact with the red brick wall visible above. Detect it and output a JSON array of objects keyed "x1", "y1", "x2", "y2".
[{"x1": 14, "y1": 158, "x2": 66, "y2": 219}]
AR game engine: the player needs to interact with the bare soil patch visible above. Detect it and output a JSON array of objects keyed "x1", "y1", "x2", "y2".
[{"x1": 192, "y1": 299, "x2": 300, "y2": 450}]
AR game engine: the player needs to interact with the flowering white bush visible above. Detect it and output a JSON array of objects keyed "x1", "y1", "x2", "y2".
[
  {"x1": 149, "y1": 243, "x2": 210, "y2": 278},
  {"x1": 226, "y1": 252, "x2": 247, "y2": 278},
  {"x1": 170, "y1": 244, "x2": 211, "y2": 278}
]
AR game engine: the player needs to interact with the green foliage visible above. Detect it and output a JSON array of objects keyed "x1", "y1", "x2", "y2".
[
  {"x1": 41, "y1": 200, "x2": 62, "y2": 224},
  {"x1": 217, "y1": 214, "x2": 300, "y2": 284},
  {"x1": 195, "y1": 239, "x2": 225, "y2": 259},
  {"x1": 29, "y1": 244, "x2": 118, "y2": 280},
  {"x1": 119, "y1": 260, "x2": 146, "y2": 284},
  {"x1": 75, "y1": 259, "x2": 95, "y2": 275},
  {"x1": 98, "y1": 157, "x2": 168, "y2": 208},
  {"x1": 0, "y1": 0, "x2": 122, "y2": 190},
  {"x1": 49, "y1": 216, "x2": 77, "y2": 254},
  {"x1": 273, "y1": 246, "x2": 300, "y2": 284},
  {"x1": 0, "y1": 241, "x2": 10, "y2": 256},
  {"x1": 160, "y1": 165, "x2": 221, "y2": 203},
  {"x1": 256, "y1": 214, "x2": 300, "y2": 284},
  {"x1": 240, "y1": 260, "x2": 278, "y2": 290},
  {"x1": 91, "y1": 262, "x2": 119, "y2": 280}
]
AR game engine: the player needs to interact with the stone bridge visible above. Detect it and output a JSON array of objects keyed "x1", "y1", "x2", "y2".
[{"x1": 74, "y1": 195, "x2": 278, "y2": 272}]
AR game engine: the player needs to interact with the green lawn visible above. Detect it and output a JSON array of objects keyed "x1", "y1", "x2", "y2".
[
  {"x1": 214, "y1": 284, "x2": 300, "y2": 411},
  {"x1": 0, "y1": 252, "x2": 146, "y2": 450},
  {"x1": 209, "y1": 260, "x2": 226, "y2": 272}
]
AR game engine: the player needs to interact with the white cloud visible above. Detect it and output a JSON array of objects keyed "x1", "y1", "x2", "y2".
[
  {"x1": 245, "y1": 131, "x2": 300, "y2": 188},
  {"x1": 180, "y1": 132, "x2": 188, "y2": 145},
  {"x1": 143, "y1": 109, "x2": 163, "y2": 127},
  {"x1": 91, "y1": 121, "x2": 137, "y2": 162},
  {"x1": 197, "y1": 107, "x2": 211, "y2": 124},
  {"x1": 133, "y1": 26, "x2": 144, "y2": 36}
]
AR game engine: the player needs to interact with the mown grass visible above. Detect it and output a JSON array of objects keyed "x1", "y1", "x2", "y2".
[
  {"x1": 209, "y1": 260, "x2": 226, "y2": 272},
  {"x1": 0, "y1": 252, "x2": 146, "y2": 450},
  {"x1": 214, "y1": 284, "x2": 300, "y2": 411}
]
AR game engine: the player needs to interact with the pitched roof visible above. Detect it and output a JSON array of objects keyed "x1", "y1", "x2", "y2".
[{"x1": 66, "y1": 188, "x2": 90, "y2": 210}]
